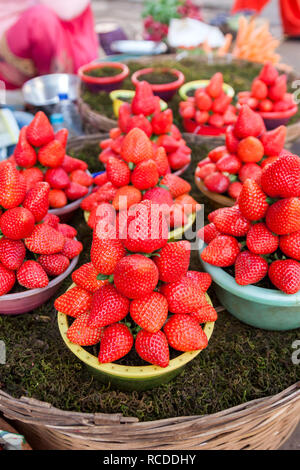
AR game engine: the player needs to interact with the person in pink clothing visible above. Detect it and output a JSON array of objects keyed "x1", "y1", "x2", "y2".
[{"x1": 0, "y1": 0, "x2": 99, "y2": 89}]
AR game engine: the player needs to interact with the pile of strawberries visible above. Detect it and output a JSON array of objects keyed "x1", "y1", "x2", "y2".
[
  {"x1": 195, "y1": 104, "x2": 287, "y2": 200},
  {"x1": 0, "y1": 161, "x2": 83, "y2": 295},
  {"x1": 179, "y1": 72, "x2": 237, "y2": 129},
  {"x1": 199, "y1": 152, "x2": 300, "y2": 295},
  {"x1": 237, "y1": 62, "x2": 297, "y2": 114},
  {"x1": 10, "y1": 112, "x2": 92, "y2": 209},
  {"x1": 98, "y1": 80, "x2": 191, "y2": 172},
  {"x1": 81, "y1": 127, "x2": 198, "y2": 231},
  {"x1": 55, "y1": 200, "x2": 217, "y2": 367}
]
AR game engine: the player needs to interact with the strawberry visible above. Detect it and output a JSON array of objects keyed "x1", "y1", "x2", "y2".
[
  {"x1": 180, "y1": 102, "x2": 195, "y2": 119},
  {"x1": 0, "y1": 207, "x2": 35, "y2": 240},
  {"x1": 0, "y1": 263, "x2": 15, "y2": 295},
  {"x1": 260, "y1": 156, "x2": 279, "y2": 170},
  {"x1": 114, "y1": 254, "x2": 159, "y2": 299},
  {"x1": 65, "y1": 182, "x2": 88, "y2": 201},
  {"x1": 246, "y1": 222, "x2": 279, "y2": 254},
  {"x1": 130, "y1": 292, "x2": 168, "y2": 333},
  {"x1": 55, "y1": 128, "x2": 68, "y2": 148},
  {"x1": 164, "y1": 314, "x2": 208, "y2": 351},
  {"x1": 106, "y1": 157, "x2": 130, "y2": 188},
  {"x1": 185, "y1": 270, "x2": 212, "y2": 292},
  {"x1": 118, "y1": 102, "x2": 131, "y2": 133},
  {"x1": 238, "y1": 162, "x2": 262, "y2": 184},
  {"x1": 60, "y1": 238, "x2": 83, "y2": 259},
  {"x1": 168, "y1": 203, "x2": 188, "y2": 228},
  {"x1": 23, "y1": 182, "x2": 50, "y2": 222},
  {"x1": 112, "y1": 186, "x2": 142, "y2": 211},
  {"x1": 235, "y1": 251, "x2": 268, "y2": 286},
  {"x1": 266, "y1": 198, "x2": 300, "y2": 235},
  {"x1": 67, "y1": 312, "x2": 103, "y2": 346},
  {"x1": 0, "y1": 162, "x2": 26, "y2": 209},
  {"x1": 0, "y1": 238, "x2": 26, "y2": 271},
  {"x1": 156, "y1": 135, "x2": 180, "y2": 154},
  {"x1": 26, "y1": 111, "x2": 54, "y2": 147},
  {"x1": 25, "y1": 223, "x2": 65, "y2": 254},
  {"x1": 207, "y1": 208, "x2": 225, "y2": 223},
  {"x1": 238, "y1": 179, "x2": 268, "y2": 221},
  {"x1": 258, "y1": 99, "x2": 273, "y2": 112},
  {"x1": 279, "y1": 231, "x2": 300, "y2": 261},
  {"x1": 143, "y1": 187, "x2": 173, "y2": 208},
  {"x1": 126, "y1": 114, "x2": 153, "y2": 137},
  {"x1": 72, "y1": 262, "x2": 107, "y2": 293},
  {"x1": 88, "y1": 203, "x2": 116, "y2": 231},
  {"x1": 268, "y1": 260, "x2": 300, "y2": 294},
  {"x1": 135, "y1": 329, "x2": 169, "y2": 368},
  {"x1": 14, "y1": 127, "x2": 37, "y2": 168},
  {"x1": 190, "y1": 302, "x2": 218, "y2": 323},
  {"x1": 259, "y1": 62, "x2": 279, "y2": 85},
  {"x1": 154, "y1": 241, "x2": 190, "y2": 283},
  {"x1": 197, "y1": 223, "x2": 220, "y2": 244},
  {"x1": 98, "y1": 323, "x2": 133, "y2": 364},
  {"x1": 212, "y1": 93, "x2": 231, "y2": 114},
  {"x1": 251, "y1": 78, "x2": 268, "y2": 99},
  {"x1": 38, "y1": 140, "x2": 65, "y2": 168},
  {"x1": 195, "y1": 110, "x2": 209, "y2": 124},
  {"x1": 17, "y1": 260, "x2": 49, "y2": 289},
  {"x1": 43, "y1": 213, "x2": 59, "y2": 229},
  {"x1": 261, "y1": 154, "x2": 300, "y2": 198},
  {"x1": 38, "y1": 254, "x2": 70, "y2": 276},
  {"x1": 206, "y1": 72, "x2": 223, "y2": 98},
  {"x1": 151, "y1": 109, "x2": 173, "y2": 135},
  {"x1": 49, "y1": 189, "x2": 67, "y2": 208},
  {"x1": 161, "y1": 174, "x2": 191, "y2": 198},
  {"x1": 213, "y1": 206, "x2": 251, "y2": 236},
  {"x1": 228, "y1": 181, "x2": 243, "y2": 200},
  {"x1": 44, "y1": 167, "x2": 70, "y2": 189},
  {"x1": 160, "y1": 276, "x2": 206, "y2": 314},
  {"x1": 208, "y1": 113, "x2": 224, "y2": 128},
  {"x1": 91, "y1": 222, "x2": 125, "y2": 275},
  {"x1": 268, "y1": 75, "x2": 287, "y2": 101},
  {"x1": 201, "y1": 235, "x2": 240, "y2": 267},
  {"x1": 195, "y1": 89, "x2": 212, "y2": 110},
  {"x1": 152, "y1": 147, "x2": 169, "y2": 176},
  {"x1": 57, "y1": 224, "x2": 77, "y2": 239},
  {"x1": 225, "y1": 127, "x2": 239, "y2": 154},
  {"x1": 234, "y1": 105, "x2": 265, "y2": 139},
  {"x1": 216, "y1": 154, "x2": 241, "y2": 174},
  {"x1": 20, "y1": 167, "x2": 44, "y2": 191},
  {"x1": 197, "y1": 163, "x2": 216, "y2": 180},
  {"x1": 237, "y1": 136, "x2": 264, "y2": 163},
  {"x1": 204, "y1": 172, "x2": 230, "y2": 194},
  {"x1": 88, "y1": 284, "x2": 130, "y2": 328},
  {"x1": 223, "y1": 107, "x2": 237, "y2": 125},
  {"x1": 121, "y1": 128, "x2": 153, "y2": 164},
  {"x1": 54, "y1": 286, "x2": 93, "y2": 318},
  {"x1": 93, "y1": 172, "x2": 108, "y2": 187},
  {"x1": 168, "y1": 147, "x2": 191, "y2": 171},
  {"x1": 260, "y1": 126, "x2": 286, "y2": 157},
  {"x1": 131, "y1": 80, "x2": 156, "y2": 116},
  {"x1": 131, "y1": 159, "x2": 159, "y2": 191},
  {"x1": 62, "y1": 154, "x2": 87, "y2": 173}
]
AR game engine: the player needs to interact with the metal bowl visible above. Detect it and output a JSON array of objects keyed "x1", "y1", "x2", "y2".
[{"x1": 22, "y1": 74, "x2": 80, "y2": 107}]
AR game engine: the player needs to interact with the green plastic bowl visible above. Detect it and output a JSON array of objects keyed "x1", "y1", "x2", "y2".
[
  {"x1": 179, "y1": 80, "x2": 235, "y2": 101},
  {"x1": 109, "y1": 89, "x2": 167, "y2": 117},
  {"x1": 199, "y1": 244, "x2": 300, "y2": 331}
]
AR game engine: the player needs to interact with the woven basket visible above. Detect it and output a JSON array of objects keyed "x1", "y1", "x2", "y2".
[{"x1": 0, "y1": 383, "x2": 299, "y2": 450}]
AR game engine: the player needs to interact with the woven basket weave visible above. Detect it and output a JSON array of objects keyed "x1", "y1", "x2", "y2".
[{"x1": 0, "y1": 383, "x2": 299, "y2": 450}]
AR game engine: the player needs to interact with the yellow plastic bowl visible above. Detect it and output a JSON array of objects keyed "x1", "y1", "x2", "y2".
[
  {"x1": 179, "y1": 80, "x2": 235, "y2": 102},
  {"x1": 109, "y1": 89, "x2": 168, "y2": 117},
  {"x1": 57, "y1": 284, "x2": 215, "y2": 391}
]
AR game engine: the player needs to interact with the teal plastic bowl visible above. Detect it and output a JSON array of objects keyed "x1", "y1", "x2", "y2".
[{"x1": 199, "y1": 244, "x2": 300, "y2": 331}]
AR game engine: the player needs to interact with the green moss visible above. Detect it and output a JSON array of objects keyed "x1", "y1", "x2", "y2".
[
  {"x1": 84, "y1": 67, "x2": 122, "y2": 78},
  {"x1": 0, "y1": 142, "x2": 299, "y2": 420}
]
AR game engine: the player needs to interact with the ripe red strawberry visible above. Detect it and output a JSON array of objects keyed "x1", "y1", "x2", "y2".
[
  {"x1": 0, "y1": 238, "x2": 26, "y2": 271},
  {"x1": 14, "y1": 127, "x2": 37, "y2": 168},
  {"x1": 88, "y1": 284, "x2": 130, "y2": 328},
  {"x1": 268, "y1": 259, "x2": 300, "y2": 294},
  {"x1": 160, "y1": 276, "x2": 206, "y2": 314},
  {"x1": 23, "y1": 182, "x2": 50, "y2": 222},
  {"x1": 216, "y1": 154, "x2": 241, "y2": 174},
  {"x1": 225, "y1": 127, "x2": 239, "y2": 153},
  {"x1": 55, "y1": 128, "x2": 68, "y2": 148},
  {"x1": 38, "y1": 254, "x2": 70, "y2": 276},
  {"x1": 206, "y1": 72, "x2": 223, "y2": 98},
  {"x1": 234, "y1": 105, "x2": 265, "y2": 139},
  {"x1": 152, "y1": 146, "x2": 169, "y2": 176},
  {"x1": 57, "y1": 223, "x2": 77, "y2": 239},
  {"x1": 62, "y1": 154, "x2": 88, "y2": 173},
  {"x1": 151, "y1": 109, "x2": 173, "y2": 135},
  {"x1": 167, "y1": 203, "x2": 187, "y2": 228},
  {"x1": 266, "y1": 198, "x2": 300, "y2": 235},
  {"x1": 0, "y1": 263, "x2": 16, "y2": 295},
  {"x1": 228, "y1": 181, "x2": 243, "y2": 200},
  {"x1": 201, "y1": 235, "x2": 240, "y2": 267},
  {"x1": 260, "y1": 126, "x2": 286, "y2": 157},
  {"x1": 106, "y1": 157, "x2": 130, "y2": 188},
  {"x1": 238, "y1": 179, "x2": 268, "y2": 221},
  {"x1": 44, "y1": 167, "x2": 70, "y2": 189},
  {"x1": 67, "y1": 312, "x2": 103, "y2": 346},
  {"x1": 197, "y1": 223, "x2": 220, "y2": 244},
  {"x1": 142, "y1": 187, "x2": 173, "y2": 208},
  {"x1": 197, "y1": 163, "x2": 216, "y2": 180},
  {"x1": 88, "y1": 203, "x2": 116, "y2": 231},
  {"x1": 0, "y1": 162, "x2": 26, "y2": 209},
  {"x1": 259, "y1": 62, "x2": 279, "y2": 85},
  {"x1": 25, "y1": 223, "x2": 65, "y2": 254},
  {"x1": 131, "y1": 160, "x2": 159, "y2": 190},
  {"x1": 0, "y1": 207, "x2": 35, "y2": 240},
  {"x1": 161, "y1": 174, "x2": 191, "y2": 198},
  {"x1": 190, "y1": 302, "x2": 218, "y2": 323},
  {"x1": 185, "y1": 270, "x2": 212, "y2": 292},
  {"x1": 164, "y1": 313, "x2": 208, "y2": 351},
  {"x1": 194, "y1": 89, "x2": 212, "y2": 111},
  {"x1": 49, "y1": 189, "x2": 67, "y2": 208},
  {"x1": 17, "y1": 260, "x2": 49, "y2": 289},
  {"x1": 130, "y1": 292, "x2": 168, "y2": 333},
  {"x1": 235, "y1": 251, "x2": 268, "y2": 286},
  {"x1": 91, "y1": 222, "x2": 125, "y2": 275},
  {"x1": 93, "y1": 172, "x2": 108, "y2": 187},
  {"x1": 135, "y1": 329, "x2": 169, "y2": 368},
  {"x1": 112, "y1": 185, "x2": 142, "y2": 211},
  {"x1": 26, "y1": 111, "x2": 54, "y2": 147},
  {"x1": 204, "y1": 172, "x2": 230, "y2": 194},
  {"x1": 251, "y1": 78, "x2": 268, "y2": 100},
  {"x1": 168, "y1": 147, "x2": 191, "y2": 171},
  {"x1": 212, "y1": 93, "x2": 232, "y2": 114},
  {"x1": 72, "y1": 262, "x2": 107, "y2": 293},
  {"x1": 114, "y1": 254, "x2": 159, "y2": 299},
  {"x1": 246, "y1": 222, "x2": 279, "y2": 254},
  {"x1": 207, "y1": 208, "x2": 225, "y2": 223},
  {"x1": 261, "y1": 154, "x2": 300, "y2": 198},
  {"x1": 126, "y1": 114, "x2": 153, "y2": 137},
  {"x1": 60, "y1": 238, "x2": 83, "y2": 259},
  {"x1": 154, "y1": 241, "x2": 190, "y2": 283},
  {"x1": 131, "y1": 80, "x2": 156, "y2": 116},
  {"x1": 65, "y1": 182, "x2": 88, "y2": 201},
  {"x1": 20, "y1": 167, "x2": 44, "y2": 191},
  {"x1": 38, "y1": 140, "x2": 65, "y2": 168},
  {"x1": 121, "y1": 128, "x2": 153, "y2": 164},
  {"x1": 54, "y1": 286, "x2": 93, "y2": 318},
  {"x1": 208, "y1": 113, "x2": 224, "y2": 128},
  {"x1": 213, "y1": 206, "x2": 251, "y2": 237},
  {"x1": 43, "y1": 213, "x2": 59, "y2": 229},
  {"x1": 208, "y1": 146, "x2": 227, "y2": 163},
  {"x1": 279, "y1": 231, "x2": 300, "y2": 261},
  {"x1": 268, "y1": 75, "x2": 287, "y2": 101},
  {"x1": 156, "y1": 134, "x2": 180, "y2": 153},
  {"x1": 118, "y1": 102, "x2": 131, "y2": 133},
  {"x1": 98, "y1": 323, "x2": 133, "y2": 363}
]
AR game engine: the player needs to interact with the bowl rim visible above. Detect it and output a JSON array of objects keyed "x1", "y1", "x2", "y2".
[
  {"x1": 0, "y1": 255, "x2": 79, "y2": 302},
  {"x1": 78, "y1": 62, "x2": 129, "y2": 85},
  {"x1": 199, "y1": 242, "x2": 300, "y2": 306},
  {"x1": 57, "y1": 283, "x2": 215, "y2": 379},
  {"x1": 22, "y1": 73, "x2": 80, "y2": 106},
  {"x1": 131, "y1": 67, "x2": 185, "y2": 92},
  {"x1": 49, "y1": 171, "x2": 93, "y2": 216},
  {"x1": 195, "y1": 174, "x2": 235, "y2": 207},
  {"x1": 179, "y1": 80, "x2": 235, "y2": 101},
  {"x1": 258, "y1": 104, "x2": 298, "y2": 120}
]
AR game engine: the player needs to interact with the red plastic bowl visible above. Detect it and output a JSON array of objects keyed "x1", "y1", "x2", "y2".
[
  {"x1": 259, "y1": 104, "x2": 298, "y2": 130},
  {"x1": 183, "y1": 118, "x2": 227, "y2": 136},
  {"x1": 78, "y1": 62, "x2": 129, "y2": 93},
  {"x1": 131, "y1": 67, "x2": 185, "y2": 101}
]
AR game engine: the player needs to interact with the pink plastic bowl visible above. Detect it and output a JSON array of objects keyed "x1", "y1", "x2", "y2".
[{"x1": 259, "y1": 104, "x2": 298, "y2": 130}]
